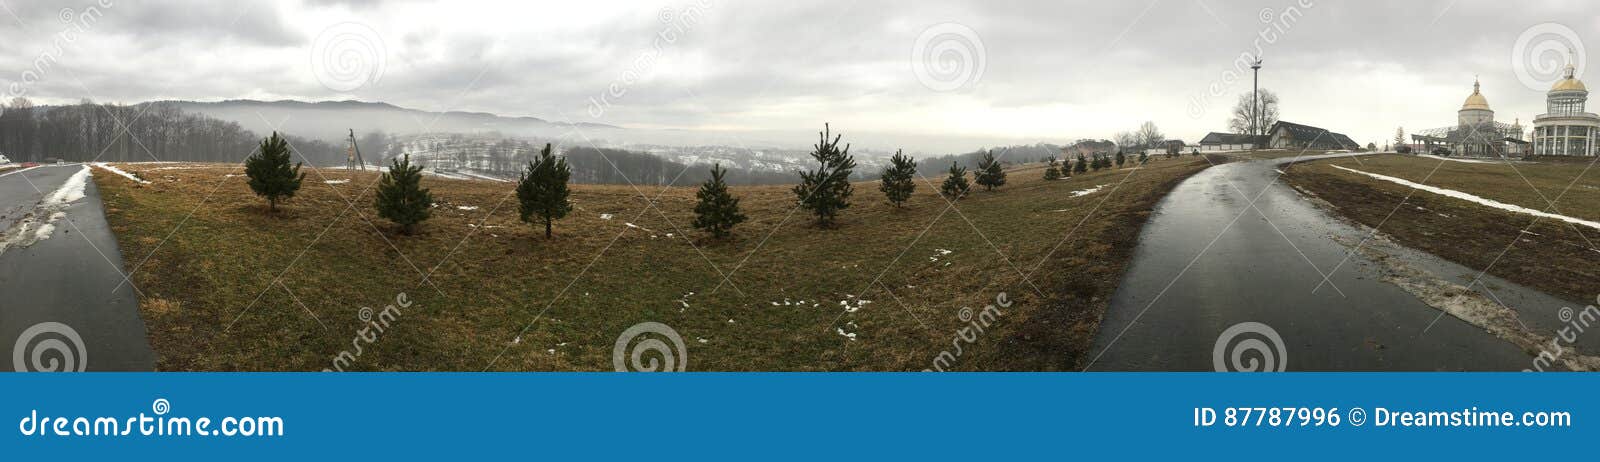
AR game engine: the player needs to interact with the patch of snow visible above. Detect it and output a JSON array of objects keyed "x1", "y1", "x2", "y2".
[
  {"x1": 46, "y1": 166, "x2": 92, "y2": 205},
  {"x1": 150, "y1": 165, "x2": 227, "y2": 171},
  {"x1": 836, "y1": 328, "x2": 857, "y2": 341},
  {"x1": 1070, "y1": 185, "x2": 1106, "y2": 197},
  {"x1": 1, "y1": 168, "x2": 86, "y2": 254},
  {"x1": 0, "y1": 165, "x2": 41, "y2": 179},
  {"x1": 459, "y1": 172, "x2": 510, "y2": 182},
  {"x1": 92, "y1": 163, "x2": 149, "y2": 184},
  {"x1": 456, "y1": 205, "x2": 479, "y2": 211},
  {"x1": 599, "y1": 213, "x2": 613, "y2": 220},
  {"x1": 1332, "y1": 165, "x2": 1600, "y2": 232},
  {"x1": 324, "y1": 179, "x2": 350, "y2": 184},
  {"x1": 31, "y1": 212, "x2": 64, "y2": 241},
  {"x1": 1418, "y1": 154, "x2": 1491, "y2": 164}
]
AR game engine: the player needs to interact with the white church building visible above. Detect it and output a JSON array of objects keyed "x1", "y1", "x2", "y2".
[{"x1": 1532, "y1": 62, "x2": 1599, "y2": 157}]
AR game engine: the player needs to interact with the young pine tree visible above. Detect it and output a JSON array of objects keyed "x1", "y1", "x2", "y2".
[
  {"x1": 1138, "y1": 151, "x2": 1149, "y2": 165},
  {"x1": 878, "y1": 149, "x2": 917, "y2": 208},
  {"x1": 244, "y1": 131, "x2": 304, "y2": 213},
  {"x1": 940, "y1": 162, "x2": 970, "y2": 200},
  {"x1": 1115, "y1": 151, "x2": 1126, "y2": 169},
  {"x1": 374, "y1": 154, "x2": 434, "y2": 235},
  {"x1": 973, "y1": 150, "x2": 1006, "y2": 191},
  {"x1": 692, "y1": 163, "x2": 747, "y2": 239},
  {"x1": 1043, "y1": 158, "x2": 1062, "y2": 180},
  {"x1": 1074, "y1": 154, "x2": 1089, "y2": 174},
  {"x1": 793, "y1": 124, "x2": 856, "y2": 227},
  {"x1": 516, "y1": 143, "x2": 573, "y2": 238}
]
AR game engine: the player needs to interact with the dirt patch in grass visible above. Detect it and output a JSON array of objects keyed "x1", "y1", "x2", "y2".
[
  {"x1": 96, "y1": 155, "x2": 1211, "y2": 371},
  {"x1": 1284, "y1": 155, "x2": 1600, "y2": 305}
]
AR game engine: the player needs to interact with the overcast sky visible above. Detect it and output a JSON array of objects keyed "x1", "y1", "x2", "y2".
[{"x1": 0, "y1": 0, "x2": 1595, "y2": 152}]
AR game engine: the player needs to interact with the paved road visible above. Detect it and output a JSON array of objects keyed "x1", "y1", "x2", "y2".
[
  {"x1": 1088, "y1": 154, "x2": 1582, "y2": 371},
  {"x1": 0, "y1": 164, "x2": 155, "y2": 371}
]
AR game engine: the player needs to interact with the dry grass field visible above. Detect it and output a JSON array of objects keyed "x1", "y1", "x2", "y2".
[
  {"x1": 94, "y1": 154, "x2": 1212, "y2": 371},
  {"x1": 1285, "y1": 154, "x2": 1600, "y2": 304}
]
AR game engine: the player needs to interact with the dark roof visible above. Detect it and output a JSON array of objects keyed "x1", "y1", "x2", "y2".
[
  {"x1": 1329, "y1": 133, "x2": 1359, "y2": 150},
  {"x1": 1269, "y1": 121, "x2": 1359, "y2": 150},
  {"x1": 1199, "y1": 132, "x2": 1267, "y2": 145}
]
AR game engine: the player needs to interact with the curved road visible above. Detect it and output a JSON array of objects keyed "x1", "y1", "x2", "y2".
[
  {"x1": 0, "y1": 164, "x2": 154, "y2": 371},
  {"x1": 1088, "y1": 154, "x2": 1584, "y2": 371}
]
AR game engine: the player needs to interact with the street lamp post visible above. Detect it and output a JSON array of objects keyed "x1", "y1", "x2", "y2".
[{"x1": 1251, "y1": 58, "x2": 1263, "y2": 138}]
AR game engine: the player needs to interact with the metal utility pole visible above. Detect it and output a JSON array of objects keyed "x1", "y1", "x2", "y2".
[
  {"x1": 1251, "y1": 58, "x2": 1263, "y2": 137},
  {"x1": 347, "y1": 129, "x2": 366, "y2": 171}
]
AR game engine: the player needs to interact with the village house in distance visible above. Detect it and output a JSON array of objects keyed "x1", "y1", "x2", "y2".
[{"x1": 1198, "y1": 121, "x2": 1358, "y2": 152}]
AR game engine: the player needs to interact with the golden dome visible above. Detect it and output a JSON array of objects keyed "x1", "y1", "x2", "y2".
[
  {"x1": 1552, "y1": 64, "x2": 1587, "y2": 92},
  {"x1": 1461, "y1": 79, "x2": 1491, "y2": 111}
]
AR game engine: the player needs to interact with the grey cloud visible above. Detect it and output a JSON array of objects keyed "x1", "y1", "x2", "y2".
[{"x1": 1, "y1": 0, "x2": 1594, "y2": 150}]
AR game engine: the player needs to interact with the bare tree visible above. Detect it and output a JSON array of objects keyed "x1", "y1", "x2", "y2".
[
  {"x1": 1113, "y1": 131, "x2": 1139, "y2": 153},
  {"x1": 1137, "y1": 121, "x2": 1164, "y2": 150},
  {"x1": 1227, "y1": 89, "x2": 1280, "y2": 135}
]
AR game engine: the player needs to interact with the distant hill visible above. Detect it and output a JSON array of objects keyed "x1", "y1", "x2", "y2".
[{"x1": 156, "y1": 99, "x2": 623, "y2": 144}]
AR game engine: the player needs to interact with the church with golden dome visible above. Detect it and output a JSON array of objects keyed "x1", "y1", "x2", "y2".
[
  {"x1": 1531, "y1": 63, "x2": 1598, "y2": 156},
  {"x1": 1412, "y1": 78, "x2": 1527, "y2": 157}
]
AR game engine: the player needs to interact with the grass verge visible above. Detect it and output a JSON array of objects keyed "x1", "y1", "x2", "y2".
[
  {"x1": 1284, "y1": 154, "x2": 1600, "y2": 304},
  {"x1": 96, "y1": 155, "x2": 1212, "y2": 371}
]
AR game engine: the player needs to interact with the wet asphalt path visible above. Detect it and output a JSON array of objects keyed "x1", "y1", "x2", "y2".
[
  {"x1": 1087, "y1": 154, "x2": 1565, "y2": 371},
  {"x1": 0, "y1": 164, "x2": 155, "y2": 371}
]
